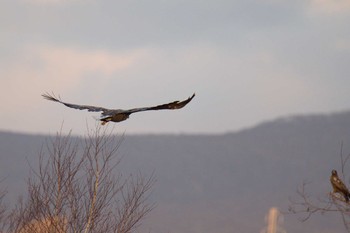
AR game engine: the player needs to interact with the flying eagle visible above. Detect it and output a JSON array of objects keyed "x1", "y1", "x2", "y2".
[
  {"x1": 330, "y1": 169, "x2": 350, "y2": 202},
  {"x1": 42, "y1": 93, "x2": 195, "y2": 125}
]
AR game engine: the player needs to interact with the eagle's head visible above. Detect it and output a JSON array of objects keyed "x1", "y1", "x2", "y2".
[{"x1": 332, "y1": 170, "x2": 338, "y2": 176}]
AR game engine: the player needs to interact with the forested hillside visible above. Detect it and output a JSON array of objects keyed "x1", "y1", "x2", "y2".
[{"x1": 1, "y1": 111, "x2": 350, "y2": 232}]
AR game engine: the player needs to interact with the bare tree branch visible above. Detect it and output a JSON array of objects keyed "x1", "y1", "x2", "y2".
[
  {"x1": 4, "y1": 125, "x2": 155, "y2": 233},
  {"x1": 289, "y1": 144, "x2": 350, "y2": 232}
]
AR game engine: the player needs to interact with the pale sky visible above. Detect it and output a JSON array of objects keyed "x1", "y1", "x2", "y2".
[{"x1": 1, "y1": 0, "x2": 350, "y2": 135}]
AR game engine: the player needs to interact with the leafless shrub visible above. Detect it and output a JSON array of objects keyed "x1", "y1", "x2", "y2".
[{"x1": 5, "y1": 125, "x2": 155, "y2": 233}]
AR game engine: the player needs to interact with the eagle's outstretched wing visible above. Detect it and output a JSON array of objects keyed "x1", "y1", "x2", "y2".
[
  {"x1": 42, "y1": 92, "x2": 195, "y2": 124},
  {"x1": 123, "y1": 93, "x2": 196, "y2": 114},
  {"x1": 42, "y1": 93, "x2": 111, "y2": 115},
  {"x1": 330, "y1": 170, "x2": 350, "y2": 202}
]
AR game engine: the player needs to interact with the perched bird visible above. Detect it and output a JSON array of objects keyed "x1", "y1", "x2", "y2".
[
  {"x1": 330, "y1": 169, "x2": 350, "y2": 202},
  {"x1": 42, "y1": 93, "x2": 195, "y2": 125}
]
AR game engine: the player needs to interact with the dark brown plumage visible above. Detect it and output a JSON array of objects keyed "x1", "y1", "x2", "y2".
[
  {"x1": 42, "y1": 93, "x2": 195, "y2": 125},
  {"x1": 330, "y1": 169, "x2": 350, "y2": 202}
]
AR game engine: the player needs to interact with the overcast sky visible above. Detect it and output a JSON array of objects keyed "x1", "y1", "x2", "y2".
[{"x1": 1, "y1": 0, "x2": 350, "y2": 135}]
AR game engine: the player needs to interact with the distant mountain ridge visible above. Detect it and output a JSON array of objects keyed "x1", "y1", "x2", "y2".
[{"x1": 1, "y1": 110, "x2": 350, "y2": 233}]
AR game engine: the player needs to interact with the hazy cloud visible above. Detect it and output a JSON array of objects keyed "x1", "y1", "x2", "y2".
[
  {"x1": 309, "y1": 0, "x2": 350, "y2": 15},
  {"x1": 0, "y1": 44, "x2": 147, "y2": 113},
  {"x1": 335, "y1": 38, "x2": 350, "y2": 51},
  {"x1": 21, "y1": 0, "x2": 88, "y2": 5},
  {"x1": 1, "y1": 0, "x2": 350, "y2": 134}
]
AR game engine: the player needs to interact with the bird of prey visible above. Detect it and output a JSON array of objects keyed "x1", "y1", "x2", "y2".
[
  {"x1": 330, "y1": 169, "x2": 350, "y2": 202},
  {"x1": 42, "y1": 93, "x2": 195, "y2": 125}
]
